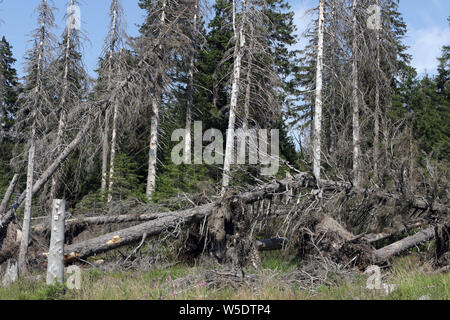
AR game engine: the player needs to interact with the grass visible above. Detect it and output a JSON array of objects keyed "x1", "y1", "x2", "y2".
[{"x1": 0, "y1": 254, "x2": 448, "y2": 300}]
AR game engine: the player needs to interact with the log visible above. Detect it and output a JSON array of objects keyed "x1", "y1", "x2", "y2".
[
  {"x1": 0, "y1": 174, "x2": 19, "y2": 216},
  {"x1": 61, "y1": 204, "x2": 214, "y2": 261},
  {"x1": 374, "y1": 227, "x2": 435, "y2": 263},
  {"x1": 32, "y1": 212, "x2": 160, "y2": 235}
]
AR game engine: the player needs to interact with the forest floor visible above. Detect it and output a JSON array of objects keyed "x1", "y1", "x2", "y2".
[{"x1": 0, "y1": 252, "x2": 448, "y2": 300}]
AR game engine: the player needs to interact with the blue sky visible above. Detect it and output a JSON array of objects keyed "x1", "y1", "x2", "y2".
[{"x1": 0, "y1": 0, "x2": 449, "y2": 79}]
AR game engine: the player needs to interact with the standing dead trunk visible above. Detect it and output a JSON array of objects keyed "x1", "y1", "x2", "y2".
[
  {"x1": 373, "y1": 0, "x2": 380, "y2": 179},
  {"x1": 107, "y1": 101, "x2": 119, "y2": 203},
  {"x1": 0, "y1": 174, "x2": 19, "y2": 216},
  {"x1": 222, "y1": 0, "x2": 246, "y2": 191},
  {"x1": 351, "y1": 0, "x2": 361, "y2": 188},
  {"x1": 50, "y1": 0, "x2": 76, "y2": 202},
  {"x1": 146, "y1": 0, "x2": 166, "y2": 200},
  {"x1": 185, "y1": 0, "x2": 198, "y2": 164},
  {"x1": 100, "y1": 108, "x2": 110, "y2": 194},
  {"x1": 146, "y1": 96, "x2": 160, "y2": 200},
  {"x1": 313, "y1": 0, "x2": 325, "y2": 180},
  {"x1": 18, "y1": 141, "x2": 35, "y2": 275},
  {"x1": 46, "y1": 199, "x2": 66, "y2": 285}
]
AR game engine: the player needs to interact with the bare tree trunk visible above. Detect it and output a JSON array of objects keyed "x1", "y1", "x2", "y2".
[
  {"x1": 313, "y1": 0, "x2": 325, "y2": 180},
  {"x1": 351, "y1": 0, "x2": 361, "y2": 188},
  {"x1": 18, "y1": 140, "x2": 35, "y2": 275},
  {"x1": 107, "y1": 102, "x2": 118, "y2": 203},
  {"x1": 185, "y1": 0, "x2": 198, "y2": 164},
  {"x1": 17, "y1": 0, "x2": 49, "y2": 275},
  {"x1": 50, "y1": 0, "x2": 75, "y2": 202},
  {"x1": 222, "y1": 0, "x2": 246, "y2": 191},
  {"x1": 46, "y1": 199, "x2": 65, "y2": 285},
  {"x1": 106, "y1": 0, "x2": 120, "y2": 203},
  {"x1": 0, "y1": 174, "x2": 19, "y2": 216},
  {"x1": 373, "y1": 3, "x2": 380, "y2": 179},
  {"x1": 374, "y1": 227, "x2": 435, "y2": 263},
  {"x1": 146, "y1": 0, "x2": 166, "y2": 200},
  {"x1": 146, "y1": 96, "x2": 160, "y2": 200},
  {"x1": 100, "y1": 108, "x2": 110, "y2": 194}
]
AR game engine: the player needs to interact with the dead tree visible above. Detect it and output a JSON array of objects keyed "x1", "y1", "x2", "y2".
[
  {"x1": 351, "y1": 0, "x2": 361, "y2": 189},
  {"x1": 222, "y1": 0, "x2": 247, "y2": 191},
  {"x1": 16, "y1": 0, "x2": 56, "y2": 276},
  {"x1": 313, "y1": 0, "x2": 325, "y2": 180}
]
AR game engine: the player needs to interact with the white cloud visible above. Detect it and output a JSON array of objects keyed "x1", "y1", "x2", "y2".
[{"x1": 406, "y1": 26, "x2": 450, "y2": 75}]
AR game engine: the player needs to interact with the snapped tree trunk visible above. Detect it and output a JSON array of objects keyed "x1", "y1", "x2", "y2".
[{"x1": 46, "y1": 200, "x2": 65, "y2": 285}]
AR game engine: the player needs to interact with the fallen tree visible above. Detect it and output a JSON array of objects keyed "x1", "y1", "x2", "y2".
[
  {"x1": 0, "y1": 174, "x2": 19, "y2": 217},
  {"x1": 373, "y1": 227, "x2": 435, "y2": 264},
  {"x1": 32, "y1": 212, "x2": 161, "y2": 236},
  {"x1": 61, "y1": 204, "x2": 214, "y2": 262}
]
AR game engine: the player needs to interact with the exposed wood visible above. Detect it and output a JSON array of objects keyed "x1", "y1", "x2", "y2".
[
  {"x1": 46, "y1": 200, "x2": 65, "y2": 285},
  {"x1": 374, "y1": 227, "x2": 435, "y2": 263},
  {"x1": 0, "y1": 174, "x2": 19, "y2": 216}
]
